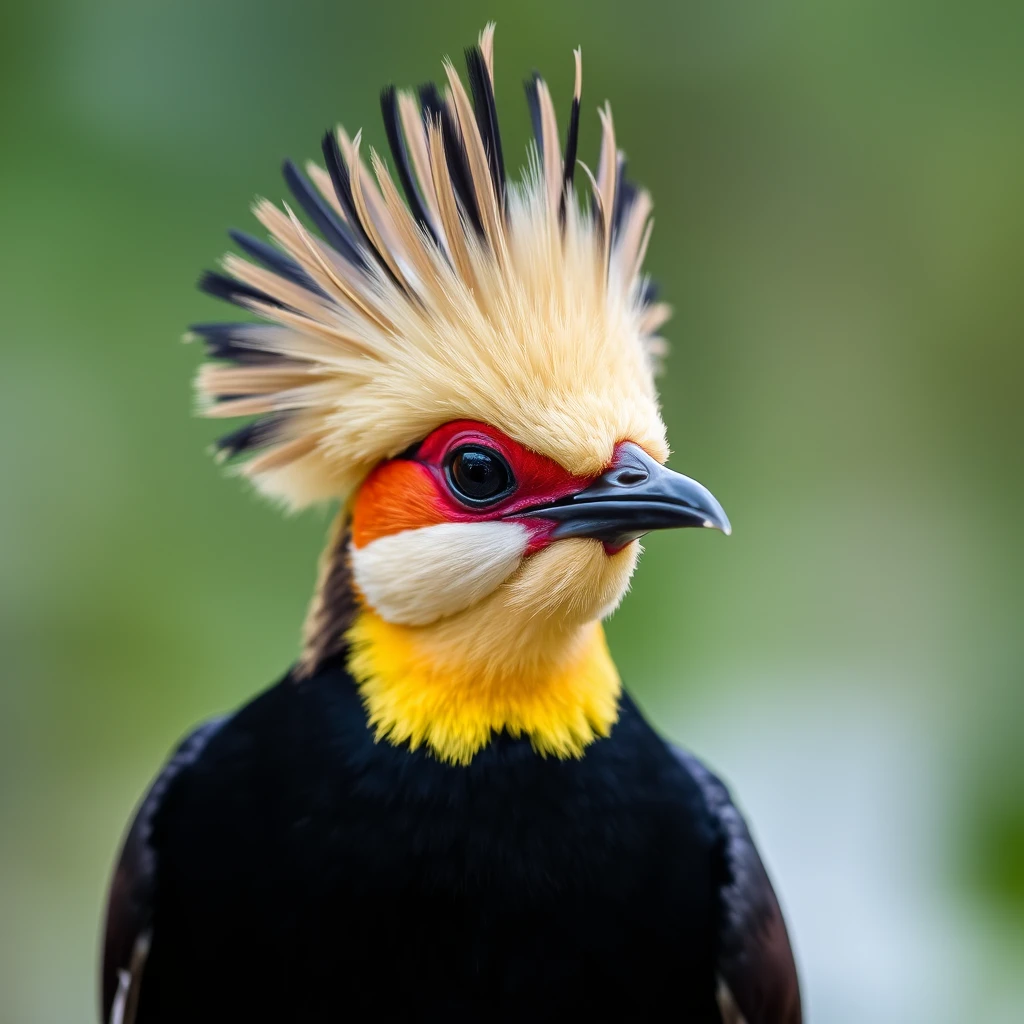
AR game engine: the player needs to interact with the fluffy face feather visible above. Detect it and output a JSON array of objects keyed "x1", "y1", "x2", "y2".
[
  {"x1": 350, "y1": 521, "x2": 530, "y2": 627},
  {"x1": 349, "y1": 420, "x2": 638, "y2": 628}
]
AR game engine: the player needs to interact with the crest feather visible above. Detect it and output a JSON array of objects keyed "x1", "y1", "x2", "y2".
[{"x1": 194, "y1": 28, "x2": 670, "y2": 510}]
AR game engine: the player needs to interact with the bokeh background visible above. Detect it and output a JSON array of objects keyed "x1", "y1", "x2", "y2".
[{"x1": 1, "y1": 1, "x2": 1022, "y2": 1020}]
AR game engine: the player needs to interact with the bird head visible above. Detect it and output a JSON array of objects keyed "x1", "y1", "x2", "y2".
[{"x1": 192, "y1": 25, "x2": 729, "y2": 763}]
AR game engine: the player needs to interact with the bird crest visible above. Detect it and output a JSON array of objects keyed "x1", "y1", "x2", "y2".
[{"x1": 191, "y1": 24, "x2": 670, "y2": 510}]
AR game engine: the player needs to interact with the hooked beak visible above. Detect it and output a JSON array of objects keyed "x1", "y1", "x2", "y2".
[{"x1": 518, "y1": 443, "x2": 731, "y2": 547}]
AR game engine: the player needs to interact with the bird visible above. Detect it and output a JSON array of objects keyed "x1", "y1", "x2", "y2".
[{"x1": 100, "y1": 24, "x2": 801, "y2": 1024}]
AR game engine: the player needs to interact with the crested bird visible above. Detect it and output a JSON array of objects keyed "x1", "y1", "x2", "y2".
[{"x1": 101, "y1": 25, "x2": 801, "y2": 1024}]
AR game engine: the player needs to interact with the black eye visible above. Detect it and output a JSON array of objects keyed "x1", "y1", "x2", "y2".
[{"x1": 446, "y1": 445, "x2": 515, "y2": 506}]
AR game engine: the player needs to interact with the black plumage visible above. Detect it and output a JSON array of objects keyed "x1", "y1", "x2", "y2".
[{"x1": 102, "y1": 654, "x2": 799, "y2": 1024}]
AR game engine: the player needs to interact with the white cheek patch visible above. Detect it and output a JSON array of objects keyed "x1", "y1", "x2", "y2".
[{"x1": 350, "y1": 521, "x2": 530, "y2": 626}]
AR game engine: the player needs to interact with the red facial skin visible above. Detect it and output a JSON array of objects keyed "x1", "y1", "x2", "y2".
[{"x1": 351, "y1": 421, "x2": 602, "y2": 553}]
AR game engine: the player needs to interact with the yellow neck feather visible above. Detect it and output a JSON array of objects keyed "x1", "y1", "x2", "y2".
[{"x1": 346, "y1": 610, "x2": 620, "y2": 765}]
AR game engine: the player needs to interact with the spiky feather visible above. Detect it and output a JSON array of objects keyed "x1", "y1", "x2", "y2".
[{"x1": 193, "y1": 27, "x2": 670, "y2": 510}]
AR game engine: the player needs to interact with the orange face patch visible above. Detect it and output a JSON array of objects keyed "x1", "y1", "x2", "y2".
[{"x1": 350, "y1": 461, "x2": 450, "y2": 549}]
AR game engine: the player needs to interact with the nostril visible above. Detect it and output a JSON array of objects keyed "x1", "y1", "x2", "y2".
[{"x1": 613, "y1": 468, "x2": 647, "y2": 486}]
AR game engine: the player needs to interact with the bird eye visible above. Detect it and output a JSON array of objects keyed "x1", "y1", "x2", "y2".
[{"x1": 446, "y1": 445, "x2": 515, "y2": 506}]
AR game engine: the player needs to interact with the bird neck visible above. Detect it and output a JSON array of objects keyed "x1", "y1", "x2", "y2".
[
  {"x1": 345, "y1": 606, "x2": 620, "y2": 766},
  {"x1": 298, "y1": 513, "x2": 627, "y2": 766}
]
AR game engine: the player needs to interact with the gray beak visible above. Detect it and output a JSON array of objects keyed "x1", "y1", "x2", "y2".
[{"x1": 516, "y1": 443, "x2": 731, "y2": 547}]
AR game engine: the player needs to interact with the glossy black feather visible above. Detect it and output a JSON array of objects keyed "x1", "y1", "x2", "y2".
[
  {"x1": 464, "y1": 47, "x2": 506, "y2": 207},
  {"x1": 418, "y1": 82, "x2": 484, "y2": 237},
  {"x1": 281, "y1": 159, "x2": 368, "y2": 270},
  {"x1": 101, "y1": 657, "x2": 756, "y2": 1022},
  {"x1": 101, "y1": 719, "x2": 225, "y2": 1024},
  {"x1": 379, "y1": 86, "x2": 441, "y2": 247},
  {"x1": 675, "y1": 748, "x2": 803, "y2": 1024}
]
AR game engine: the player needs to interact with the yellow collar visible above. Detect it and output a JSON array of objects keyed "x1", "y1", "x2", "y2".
[{"x1": 345, "y1": 609, "x2": 621, "y2": 766}]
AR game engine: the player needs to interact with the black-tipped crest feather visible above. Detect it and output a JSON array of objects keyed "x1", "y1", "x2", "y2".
[
  {"x1": 465, "y1": 47, "x2": 506, "y2": 208},
  {"x1": 214, "y1": 413, "x2": 291, "y2": 459},
  {"x1": 281, "y1": 159, "x2": 368, "y2": 270},
  {"x1": 190, "y1": 322, "x2": 283, "y2": 365},
  {"x1": 559, "y1": 98, "x2": 581, "y2": 224},
  {"x1": 638, "y1": 279, "x2": 659, "y2": 307},
  {"x1": 611, "y1": 155, "x2": 630, "y2": 242},
  {"x1": 380, "y1": 86, "x2": 441, "y2": 246},
  {"x1": 228, "y1": 231, "x2": 326, "y2": 296},
  {"x1": 419, "y1": 82, "x2": 484, "y2": 237},
  {"x1": 198, "y1": 270, "x2": 283, "y2": 311},
  {"x1": 320, "y1": 131, "x2": 404, "y2": 291},
  {"x1": 524, "y1": 74, "x2": 544, "y2": 159}
]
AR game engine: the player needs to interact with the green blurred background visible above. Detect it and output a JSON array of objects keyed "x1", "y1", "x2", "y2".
[{"x1": 1, "y1": 1, "x2": 1022, "y2": 1020}]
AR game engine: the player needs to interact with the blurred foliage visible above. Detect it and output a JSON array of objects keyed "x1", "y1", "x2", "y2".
[{"x1": 1, "y1": 1, "x2": 1022, "y2": 1021}]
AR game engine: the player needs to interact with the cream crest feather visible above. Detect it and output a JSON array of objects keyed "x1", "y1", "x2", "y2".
[{"x1": 190, "y1": 24, "x2": 671, "y2": 510}]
